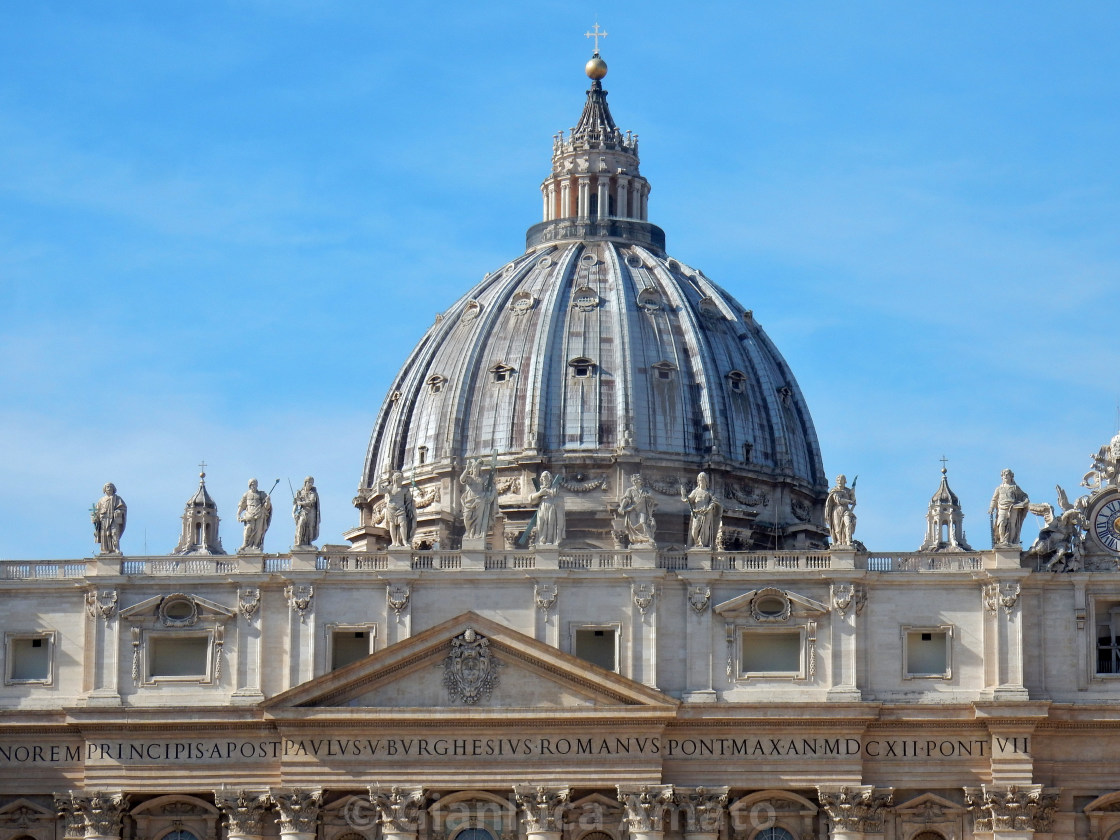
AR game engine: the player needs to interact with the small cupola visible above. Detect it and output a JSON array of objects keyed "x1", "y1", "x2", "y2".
[
  {"x1": 173, "y1": 468, "x2": 226, "y2": 556},
  {"x1": 919, "y1": 463, "x2": 972, "y2": 552}
]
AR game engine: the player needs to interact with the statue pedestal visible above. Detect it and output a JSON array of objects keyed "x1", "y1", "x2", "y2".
[
  {"x1": 986, "y1": 547, "x2": 1024, "y2": 569},
  {"x1": 686, "y1": 547, "x2": 713, "y2": 569},
  {"x1": 94, "y1": 552, "x2": 121, "y2": 575},
  {"x1": 461, "y1": 535, "x2": 488, "y2": 552},
  {"x1": 630, "y1": 547, "x2": 658, "y2": 569},
  {"x1": 386, "y1": 547, "x2": 413, "y2": 570},
  {"x1": 289, "y1": 549, "x2": 318, "y2": 571},
  {"x1": 535, "y1": 548, "x2": 559, "y2": 569},
  {"x1": 458, "y1": 548, "x2": 486, "y2": 570},
  {"x1": 829, "y1": 548, "x2": 857, "y2": 569}
]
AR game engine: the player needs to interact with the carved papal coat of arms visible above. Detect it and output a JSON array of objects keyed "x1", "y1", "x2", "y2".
[{"x1": 441, "y1": 628, "x2": 501, "y2": 705}]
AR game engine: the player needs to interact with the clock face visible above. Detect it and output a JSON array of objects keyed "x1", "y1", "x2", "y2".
[{"x1": 1092, "y1": 494, "x2": 1120, "y2": 553}]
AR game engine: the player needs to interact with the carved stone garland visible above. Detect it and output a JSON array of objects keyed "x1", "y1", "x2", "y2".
[{"x1": 440, "y1": 628, "x2": 502, "y2": 705}]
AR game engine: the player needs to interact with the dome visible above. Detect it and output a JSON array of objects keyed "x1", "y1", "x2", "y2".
[{"x1": 348, "y1": 56, "x2": 827, "y2": 552}]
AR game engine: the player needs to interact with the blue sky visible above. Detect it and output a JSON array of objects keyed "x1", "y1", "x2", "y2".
[{"x1": 2, "y1": 2, "x2": 1118, "y2": 558}]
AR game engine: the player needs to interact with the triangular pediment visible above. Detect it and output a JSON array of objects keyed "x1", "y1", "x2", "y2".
[
  {"x1": 715, "y1": 587, "x2": 829, "y2": 619},
  {"x1": 896, "y1": 792, "x2": 965, "y2": 816},
  {"x1": 262, "y1": 611, "x2": 677, "y2": 712}
]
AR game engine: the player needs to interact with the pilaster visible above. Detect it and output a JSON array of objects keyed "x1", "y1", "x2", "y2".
[
  {"x1": 284, "y1": 583, "x2": 315, "y2": 689},
  {"x1": 631, "y1": 581, "x2": 659, "y2": 688},
  {"x1": 828, "y1": 582, "x2": 865, "y2": 701},
  {"x1": 681, "y1": 581, "x2": 715, "y2": 701},
  {"x1": 983, "y1": 575, "x2": 1028, "y2": 700},
  {"x1": 83, "y1": 589, "x2": 121, "y2": 706},
  {"x1": 232, "y1": 587, "x2": 264, "y2": 704}
]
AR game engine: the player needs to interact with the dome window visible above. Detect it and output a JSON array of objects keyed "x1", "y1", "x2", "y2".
[
  {"x1": 580, "y1": 252, "x2": 599, "y2": 265},
  {"x1": 509, "y1": 291, "x2": 535, "y2": 314},
  {"x1": 427, "y1": 374, "x2": 447, "y2": 394},
  {"x1": 569, "y1": 357, "x2": 596, "y2": 378},
  {"x1": 573, "y1": 285, "x2": 600, "y2": 312},
  {"x1": 651, "y1": 360, "x2": 675, "y2": 382},
  {"x1": 727, "y1": 370, "x2": 747, "y2": 394},
  {"x1": 417, "y1": 446, "x2": 428, "y2": 465},
  {"x1": 461, "y1": 300, "x2": 482, "y2": 322},
  {"x1": 536, "y1": 255, "x2": 553, "y2": 268},
  {"x1": 625, "y1": 253, "x2": 643, "y2": 268},
  {"x1": 490, "y1": 362, "x2": 516, "y2": 383},
  {"x1": 637, "y1": 288, "x2": 663, "y2": 312}
]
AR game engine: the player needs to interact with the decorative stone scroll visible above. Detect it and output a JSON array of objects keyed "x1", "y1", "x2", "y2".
[
  {"x1": 617, "y1": 786, "x2": 675, "y2": 834},
  {"x1": 85, "y1": 590, "x2": 118, "y2": 621},
  {"x1": 214, "y1": 789, "x2": 270, "y2": 838},
  {"x1": 440, "y1": 628, "x2": 501, "y2": 705},
  {"x1": 673, "y1": 787, "x2": 728, "y2": 834},
  {"x1": 558, "y1": 473, "x2": 605, "y2": 492},
  {"x1": 513, "y1": 785, "x2": 570, "y2": 832},
  {"x1": 816, "y1": 786, "x2": 894, "y2": 834},
  {"x1": 387, "y1": 584, "x2": 411, "y2": 617},
  {"x1": 271, "y1": 789, "x2": 321, "y2": 836},
  {"x1": 55, "y1": 792, "x2": 129, "y2": 840},
  {"x1": 285, "y1": 584, "x2": 314, "y2": 620},
  {"x1": 831, "y1": 584, "x2": 866, "y2": 619},
  {"x1": 964, "y1": 784, "x2": 1058, "y2": 833}
]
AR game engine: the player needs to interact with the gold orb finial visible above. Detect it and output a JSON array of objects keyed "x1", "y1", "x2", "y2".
[{"x1": 585, "y1": 54, "x2": 608, "y2": 80}]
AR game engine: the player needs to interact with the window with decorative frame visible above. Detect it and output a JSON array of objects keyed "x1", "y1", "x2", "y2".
[
  {"x1": 902, "y1": 625, "x2": 953, "y2": 679},
  {"x1": 4, "y1": 632, "x2": 55, "y2": 684}
]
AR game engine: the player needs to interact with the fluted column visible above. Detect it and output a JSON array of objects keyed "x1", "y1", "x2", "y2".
[
  {"x1": 55, "y1": 792, "x2": 129, "y2": 840},
  {"x1": 560, "y1": 181, "x2": 572, "y2": 217},
  {"x1": 597, "y1": 178, "x2": 609, "y2": 218},
  {"x1": 370, "y1": 786, "x2": 426, "y2": 840},
  {"x1": 618, "y1": 786, "x2": 674, "y2": 840},
  {"x1": 817, "y1": 787, "x2": 893, "y2": 840},
  {"x1": 215, "y1": 790, "x2": 271, "y2": 840},
  {"x1": 964, "y1": 785, "x2": 1059, "y2": 840},
  {"x1": 542, "y1": 186, "x2": 550, "y2": 221},
  {"x1": 272, "y1": 789, "x2": 322, "y2": 840},
  {"x1": 674, "y1": 787, "x2": 728, "y2": 840},
  {"x1": 514, "y1": 785, "x2": 570, "y2": 840}
]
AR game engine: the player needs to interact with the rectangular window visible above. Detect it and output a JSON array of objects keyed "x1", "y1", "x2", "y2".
[
  {"x1": 6, "y1": 633, "x2": 54, "y2": 684},
  {"x1": 574, "y1": 627, "x2": 617, "y2": 671},
  {"x1": 148, "y1": 635, "x2": 210, "y2": 679},
  {"x1": 904, "y1": 626, "x2": 952, "y2": 678},
  {"x1": 740, "y1": 630, "x2": 802, "y2": 675},
  {"x1": 1096, "y1": 604, "x2": 1120, "y2": 675},
  {"x1": 332, "y1": 629, "x2": 373, "y2": 670}
]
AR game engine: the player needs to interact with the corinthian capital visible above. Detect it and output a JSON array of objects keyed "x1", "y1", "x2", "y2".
[
  {"x1": 617, "y1": 785, "x2": 674, "y2": 833},
  {"x1": 673, "y1": 787, "x2": 728, "y2": 834},
  {"x1": 817, "y1": 786, "x2": 894, "y2": 834},
  {"x1": 214, "y1": 789, "x2": 271, "y2": 837},
  {"x1": 271, "y1": 789, "x2": 322, "y2": 835},
  {"x1": 55, "y1": 792, "x2": 129, "y2": 839},
  {"x1": 513, "y1": 785, "x2": 570, "y2": 833},
  {"x1": 964, "y1": 784, "x2": 1058, "y2": 833},
  {"x1": 369, "y1": 786, "x2": 426, "y2": 832}
]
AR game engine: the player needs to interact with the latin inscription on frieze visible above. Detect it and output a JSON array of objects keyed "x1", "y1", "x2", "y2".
[{"x1": 0, "y1": 733, "x2": 1026, "y2": 767}]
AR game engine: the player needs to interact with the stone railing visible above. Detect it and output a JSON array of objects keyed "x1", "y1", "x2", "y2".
[
  {"x1": 0, "y1": 549, "x2": 998, "y2": 579},
  {"x1": 865, "y1": 553, "x2": 983, "y2": 572}
]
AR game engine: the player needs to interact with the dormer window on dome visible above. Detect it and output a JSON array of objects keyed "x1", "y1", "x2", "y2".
[
  {"x1": 727, "y1": 370, "x2": 747, "y2": 394},
  {"x1": 490, "y1": 363, "x2": 515, "y2": 383},
  {"x1": 637, "y1": 288, "x2": 663, "y2": 312},
  {"x1": 427, "y1": 374, "x2": 447, "y2": 394},
  {"x1": 569, "y1": 357, "x2": 595, "y2": 378},
  {"x1": 651, "y1": 361, "x2": 676, "y2": 381}
]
